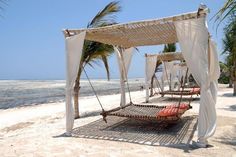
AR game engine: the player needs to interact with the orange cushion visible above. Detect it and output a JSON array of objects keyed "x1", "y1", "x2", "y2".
[
  {"x1": 157, "y1": 108, "x2": 180, "y2": 117},
  {"x1": 192, "y1": 88, "x2": 200, "y2": 93},
  {"x1": 166, "y1": 103, "x2": 190, "y2": 110}
]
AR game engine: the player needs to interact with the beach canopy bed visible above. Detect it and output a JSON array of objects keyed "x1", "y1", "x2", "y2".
[
  {"x1": 100, "y1": 101, "x2": 192, "y2": 123},
  {"x1": 63, "y1": 6, "x2": 220, "y2": 146},
  {"x1": 145, "y1": 52, "x2": 200, "y2": 100}
]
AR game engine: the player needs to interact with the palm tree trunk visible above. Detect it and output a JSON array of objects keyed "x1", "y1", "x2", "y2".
[
  {"x1": 73, "y1": 82, "x2": 80, "y2": 119},
  {"x1": 233, "y1": 60, "x2": 236, "y2": 96},
  {"x1": 229, "y1": 79, "x2": 233, "y2": 88},
  {"x1": 233, "y1": 81, "x2": 236, "y2": 96},
  {"x1": 73, "y1": 66, "x2": 83, "y2": 119}
]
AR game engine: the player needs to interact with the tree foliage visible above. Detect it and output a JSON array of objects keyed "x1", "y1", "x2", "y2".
[
  {"x1": 214, "y1": 0, "x2": 236, "y2": 24},
  {"x1": 222, "y1": 15, "x2": 236, "y2": 82},
  {"x1": 81, "y1": 1, "x2": 121, "y2": 80},
  {"x1": 73, "y1": 1, "x2": 122, "y2": 118},
  {"x1": 163, "y1": 43, "x2": 176, "y2": 52},
  {"x1": 221, "y1": 13, "x2": 236, "y2": 94},
  {"x1": 0, "y1": 0, "x2": 8, "y2": 18},
  {"x1": 218, "y1": 61, "x2": 230, "y2": 84}
]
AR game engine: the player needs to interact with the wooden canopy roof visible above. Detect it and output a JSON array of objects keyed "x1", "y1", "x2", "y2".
[
  {"x1": 63, "y1": 8, "x2": 208, "y2": 48},
  {"x1": 145, "y1": 52, "x2": 184, "y2": 61}
]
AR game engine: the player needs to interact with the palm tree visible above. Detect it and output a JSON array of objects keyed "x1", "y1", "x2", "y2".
[
  {"x1": 218, "y1": 61, "x2": 230, "y2": 85},
  {"x1": 163, "y1": 43, "x2": 176, "y2": 52},
  {"x1": 0, "y1": 0, "x2": 8, "y2": 18},
  {"x1": 73, "y1": 1, "x2": 121, "y2": 118},
  {"x1": 214, "y1": 1, "x2": 236, "y2": 95},
  {"x1": 222, "y1": 16, "x2": 236, "y2": 95},
  {"x1": 214, "y1": 0, "x2": 236, "y2": 25}
]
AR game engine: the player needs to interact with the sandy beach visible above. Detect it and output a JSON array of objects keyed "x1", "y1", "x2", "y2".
[{"x1": 0, "y1": 84, "x2": 235, "y2": 157}]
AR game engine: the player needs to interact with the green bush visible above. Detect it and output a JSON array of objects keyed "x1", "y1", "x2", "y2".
[{"x1": 218, "y1": 73, "x2": 230, "y2": 84}]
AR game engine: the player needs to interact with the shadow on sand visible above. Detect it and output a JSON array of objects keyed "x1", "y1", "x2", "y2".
[
  {"x1": 213, "y1": 124, "x2": 236, "y2": 150},
  {"x1": 148, "y1": 96, "x2": 199, "y2": 104},
  {"x1": 220, "y1": 104, "x2": 236, "y2": 111},
  {"x1": 221, "y1": 93, "x2": 236, "y2": 97},
  {"x1": 79, "y1": 110, "x2": 102, "y2": 118},
  {"x1": 60, "y1": 116, "x2": 199, "y2": 152}
]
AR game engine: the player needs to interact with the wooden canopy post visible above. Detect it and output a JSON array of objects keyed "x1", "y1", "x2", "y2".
[
  {"x1": 114, "y1": 47, "x2": 126, "y2": 107},
  {"x1": 145, "y1": 53, "x2": 149, "y2": 102}
]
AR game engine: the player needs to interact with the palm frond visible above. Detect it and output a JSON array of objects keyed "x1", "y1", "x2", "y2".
[
  {"x1": 87, "y1": 1, "x2": 121, "y2": 28},
  {"x1": 0, "y1": 0, "x2": 8, "y2": 11},
  {"x1": 222, "y1": 14, "x2": 236, "y2": 82},
  {"x1": 77, "y1": 1, "x2": 121, "y2": 82},
  {"x1": 101, "y1": 56, "x2": 110, "y2": 80},
  {"x1": 212, "y1": 0, "x2": 236, "y2": 29},
  {"x1": 219, "y1": 61, "x2": 229, "y2": 72},
  {"x1": 163, "y1": 43, "x2": 176, "y2": 52},
  {"x1": 214, "y1": 0, "x2": 236, "y2": 19},
  {"x1": 85, "y1": 59, "x2": 101, "y2": 68},
  {"x1": 0, "y1": 0, "x2": 8, "y2": 6},
  {"x1": 84, "y1": 62, "x2": 95, "y2": 69},
  {"x1": 83, "y1": 41, "x2": 113, "y2": 63},
  {"x1": 85, "y1": 50, "x2": 113, "y2": 64}
]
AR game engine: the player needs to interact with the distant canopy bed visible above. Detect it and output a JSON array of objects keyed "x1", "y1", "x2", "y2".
[
  {"x1": 145, "y1": 52, "x2": 200, "y2": 101},
  {"x1": 63, "y1": 6, "x2": 220, "y2": 146}
]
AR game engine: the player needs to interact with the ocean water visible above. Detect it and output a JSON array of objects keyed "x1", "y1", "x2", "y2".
[{"x1": 0, "y1": 79, "x2": 145, "y2": 109}]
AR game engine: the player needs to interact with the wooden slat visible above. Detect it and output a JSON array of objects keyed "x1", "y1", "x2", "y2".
[
  {"x1": 146, "y1": 52, "x2": 184, "y2": 61},
  {"x1": 63, "y1": 8, "x2": 208, "y2": 47},
  {"x1": 104, "y1": 104, "x2": 190, "y2": 121}
]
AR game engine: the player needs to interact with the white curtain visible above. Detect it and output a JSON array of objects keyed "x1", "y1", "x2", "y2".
[
  {"x1": 170, "y1": 63, "x2": 179, "y2": 89},
  {"x1": 145, "y1": 55, "x2": 157, "y2": 102},
  {"x1": 175, "y1": 17, "x2": 220, "y2": 144},
  {"x1": 114, "y1": 47, "x2": 134, "y2": 106},
  {"x1": 162, "y1": 61, "x2": 174, "y2": 80},
  {"x1": 161, "y1": 61, "x2": 175, "y2": 90},
  {"x1": 178, "y1": 65, "x2": 188, "y2": 89},
  {"x1": 65, "y1": 31, "x2": 86, "y2": 134},
  {"x1": 209, "y1": 40, "x2": 220, "y2": 82}
]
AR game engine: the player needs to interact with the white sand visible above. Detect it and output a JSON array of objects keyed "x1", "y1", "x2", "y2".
[{"x1": 0, "y1": 85, "x2": 235, "y2": 157}]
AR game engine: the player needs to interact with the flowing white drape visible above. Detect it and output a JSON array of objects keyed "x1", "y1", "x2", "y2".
[
  {"x1": 170, "y1": 63, "x2": 180, "y2": 89},
  {"x1": 65, "y1": 31, "x2": 86, "y2": 134},
  {"x1": 114, "y1": 47, "x2": 134, "y2": 106},
  {"x1": 145, "y1": 55, "x2": 157, "y2": 102},
  {"x1": 174, "y1": 17, "x2": 220, "y2": 145},
  {"x1": 209, "y1": 40, "x2": 220, "y2": 82},
  {"x1": 161, "y1": 61, "x2": 175, "y2": 90},
  {"x1": 177, "y1": 65, "x2": 188, "y2": 89}
]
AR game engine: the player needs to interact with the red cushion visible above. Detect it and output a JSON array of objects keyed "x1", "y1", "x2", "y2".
[
  {"x1": 191, "y1": 88, "x2": 200, "y2": 93},
  {"x1": 166, "y1": 103, "x2": 189, "y2": 110},
  {"x1": 157, "y1": 103, "x2": 191, "y2": 117},
  {"x1": 157, "y1": 108, "x2": 179, "y2": 117}
]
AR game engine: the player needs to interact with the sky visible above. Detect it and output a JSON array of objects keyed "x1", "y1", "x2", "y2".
[{"x1": 0, "y1": 0, "x2": 227, "y2": 80}]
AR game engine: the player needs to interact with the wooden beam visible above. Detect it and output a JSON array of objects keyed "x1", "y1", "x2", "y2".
[{"x1": 146, "y1": 52, "x2": 184, "y2": 61}]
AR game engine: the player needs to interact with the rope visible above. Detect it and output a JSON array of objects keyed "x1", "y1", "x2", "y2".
[
  {"x1": 65, "y1": 30, "x2": 108, "y2": 119},
  {"x1": 153, "y1": 76, "x2": 161, "y2": 94},
  {"x1": 188, "y1": 87, "x2": 195, "y2": 105},
  {"x1": 150, "y1": 75, "x2": 160, "y2": 96},
  {"x1": 82, "y1": 66, "x2": 105, "y2": 111},
  {"x1": 182, "y1": 67, "x2": 189, "y2": 89},
  {"x1": 170, "y1": 73, "x2": 173, "y2": 98},
  {"x1": 177, "y1": 66, "x2": 188, "y2": 91},
  {"x1": 155, "y1": 77, "x2": 163, "y2": 93},
  {"x1": 176, "y1": 68, "x2": 189, "y2": 113}
]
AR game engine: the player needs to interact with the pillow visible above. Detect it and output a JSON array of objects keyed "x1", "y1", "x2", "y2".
[
  {"x1": 157, "y1": 108, "x2": 179, "y2": 117},
  {"x1": 166, "y1": 103, "x2": 190, "y2": 110}
]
